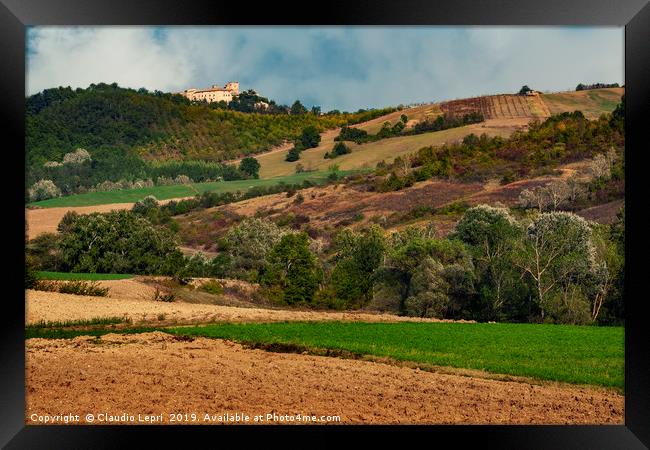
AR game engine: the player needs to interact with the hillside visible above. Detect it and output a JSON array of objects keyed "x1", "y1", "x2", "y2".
[
  {"x1": 172, "y1": 108, "x2": 624, "y2": 252},
  {"x1": 254, "y1": 118, "x2": 525, "y2": 178},
  {"x1": 254, "y1": 88, "x2": 623, "y2": 178},
  {"x1": 26, "y1": 83, "x2": 395, "y2": 167}
]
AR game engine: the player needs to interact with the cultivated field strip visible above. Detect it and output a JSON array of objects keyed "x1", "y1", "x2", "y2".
[{"x1": 440, "y1": 94, "x2": 551, "y2": 120}]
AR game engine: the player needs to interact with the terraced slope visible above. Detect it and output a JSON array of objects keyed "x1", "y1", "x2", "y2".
[{"x1": 440, "y1": 94, "x2": 550, "y2": 120}]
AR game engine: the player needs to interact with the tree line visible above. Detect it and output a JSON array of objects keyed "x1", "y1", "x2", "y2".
[{"x1": 26, "y1": 203, "x2": 624, "y2": 326}]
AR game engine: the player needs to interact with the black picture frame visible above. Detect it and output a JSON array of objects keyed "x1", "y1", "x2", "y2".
[{"x1": 2, "y1": 0, "x2": 648, "y2": 447}]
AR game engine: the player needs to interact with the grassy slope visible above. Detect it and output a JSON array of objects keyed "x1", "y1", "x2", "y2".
[
  {"x1": 541, "y1": 87, "x2": 624, "y2": 119},
  {"x1": 167, "y1": 321, "x2": 624, "y2": 389},
  {"x1": 37, "y1": 271, "x2": 133, "y2": 280},
  {"x1": 257, "y1": 88, "x2": 624, "y2": 178},
  {"x1": 258, "y1": 121, "x2": 519, "y2": 178},
  {"x1": 28, "y1": 171, "x2": 344, "y2": 208}
]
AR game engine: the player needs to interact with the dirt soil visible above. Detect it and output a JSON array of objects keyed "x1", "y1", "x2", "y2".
[
  {"x1": 25, "y1": 332, "x2": 623, "y2": 425},
  {"x1": 25, "y1": 284, "x2": 470, "y2": 326},
  {"x1": 576, "y1": 199, "x2": 624, "y2": 225}
]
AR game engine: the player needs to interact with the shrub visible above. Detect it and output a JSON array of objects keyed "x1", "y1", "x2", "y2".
[
  {"x1": 152, "y1": 287, "x2": 176, "y2": 302},
  {"x1": 285, "y1": 147, "x2": 301, "y2": 162},
  {"x1": 132, "y1": 195, "x2": 160, "y2": 215},
  {"x1": 325, "y1": 142, "x2": 352, "y2": 159},
  {"x1": 174, "y1": 174, "x2": 193, "y2": 185},
  {"x1": 34, "y1": 280, "x2": 110, "y2": 297},
  {"x1": 200, "y1": 280, "x2": 224, "y2": 295}
]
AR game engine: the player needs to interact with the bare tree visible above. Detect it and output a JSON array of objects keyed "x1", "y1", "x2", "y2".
[
  {"x1": 545, "y1": 180, "x2": 570, "y2": 211},
  {"x1": 589, "y1": 149, "x2": 617, "y2": 180}
]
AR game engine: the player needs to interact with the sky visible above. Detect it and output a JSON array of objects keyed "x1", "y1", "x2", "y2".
[{"x1": 26, "y1": 26, "x2": 624, "y2": 111}]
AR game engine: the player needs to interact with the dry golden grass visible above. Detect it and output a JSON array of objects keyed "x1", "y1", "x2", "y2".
[
  {"x1": 25, "y1": 282, "x2": 467, "y2": 326},
  {"x1": 257, "y1": 118, "x2": 525, "y2": 178},
  {"x1": 541, "y1": 87, "x2": 624, "y2": 119}
]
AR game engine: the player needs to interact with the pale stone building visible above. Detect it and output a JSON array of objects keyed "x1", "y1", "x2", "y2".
[{"x1": 179, "y1": 81, "x2": 239, "y2": 103}]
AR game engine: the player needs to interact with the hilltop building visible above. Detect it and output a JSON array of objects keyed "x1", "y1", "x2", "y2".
[{"x1": 179, "y1": 81, "x2": 239, "y2": 103}]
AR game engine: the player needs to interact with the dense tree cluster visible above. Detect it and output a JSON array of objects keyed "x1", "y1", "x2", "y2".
[
  {"x1": 335, "y1": 113, "x2": 483, "y2": 146},
  {"x1": 27, "y1": 199, "x2": 624, "y2": 325},
  {"x1": 55, "y1": 210, "x2": 182, "y2": 274},
  {"x1": 26, "y1": 83, "x2": 393, "y2": 199},
  {"x1": 575, "y1": 82, "x2": 620, "y2": 91},
  {"x1": 27, "y1": 153, "x2": 250, "y2": 199}
]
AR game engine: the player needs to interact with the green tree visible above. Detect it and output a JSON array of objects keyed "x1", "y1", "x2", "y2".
[
  {"x1": 518, "y1": 85, "x2": 533, "y2": 95},
  {"x1": 404, "y1": 258, "x2": 450, "y2": 318},
  {"x1": 26, "y1": 232, "x2": 62, "y2": 271},
  {"x1": 285, "y1": 147, "x2": 301, "y2": 162},
  {"x1": 299, "y1": 126, "x2": 321, "y2": 149},
  {"x1": 290, "y1": 100, "x2": 308, "y2": 115},
  {"x1": 58, "y1": 210, "x2": 181, "y2": 274},
  {"x1": 57, "y1": 211, "x2": 80, "y2": 234},
  {"x1": 264, "y1": 233, "x2": 321, "y2": 305},
  {"x1": 372, "y1": 225, "x2": 474, "y2": 318},
  {"x1": 452, "y1": 205, "x2": 521, "y2": 319},
  {"x1": 609, "y1": 95, "x2": 624, "y2": 133},
  {"x1": 330, "y1": 226, "x2": 386, "y2": 306},
  {"x1": 239, "y1": 157, "x2": 261, "y2": 179},
  {"x1": 25, "y1": 254, "x2": 39, "y2": 289}
]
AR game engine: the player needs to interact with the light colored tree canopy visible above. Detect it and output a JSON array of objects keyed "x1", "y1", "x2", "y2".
[{"x1": 516, "y1": 211, "x2": 596, "y2": 319}]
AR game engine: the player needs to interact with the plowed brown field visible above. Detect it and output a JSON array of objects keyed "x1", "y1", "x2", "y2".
[{"x1": 25, "y1": 332, "x2": 624, "y2": 425}]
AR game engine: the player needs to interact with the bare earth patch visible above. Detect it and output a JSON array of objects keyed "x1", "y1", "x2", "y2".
[
  {"x1": 25, "y1": 332, "x2": 623, "y2": 425},
  {"x1": 25, "y1": 286, "x2": 469, "y2": 326}
]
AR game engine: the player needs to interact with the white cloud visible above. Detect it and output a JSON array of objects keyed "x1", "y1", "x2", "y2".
[{"x1": 26, "y1": 26, "x2": 624, "y2": 111}]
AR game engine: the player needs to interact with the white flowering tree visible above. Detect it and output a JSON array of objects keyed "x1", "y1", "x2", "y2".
[
  {"x1": 29, "y1": 179, "x2": 61, "y2": 202},
  {"x1": 589, "y1": 148, "x2": 617, "y2": 180},
  {"x1": 515, "y1": 211, "x2": 596, "y2": 321},
  {"x1": 223, "y1": 218, "x2": 288, "y2": 277},
  {"x1": 174, "y1": 174, "x2": 193, "y2": 185},
  {"x1": 62, "y1": 148, "x2": 92, "y2": 165}
]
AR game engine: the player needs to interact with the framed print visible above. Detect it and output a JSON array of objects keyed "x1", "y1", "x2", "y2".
[{"x1": 2, "y1": 0, "x2": 649, "y2": 447}]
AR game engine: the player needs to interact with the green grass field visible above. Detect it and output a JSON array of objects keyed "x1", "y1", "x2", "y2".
[
  {"x1": 36, "y1": 271, "x2": 134, "y2": 280},
  {"x1": 166, "y1": 321, "x2": 624, "y2": 389},
  {"x1": 28, "y1": 171, "x2": 346, "y2": 208}
]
